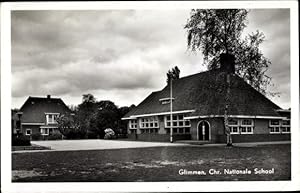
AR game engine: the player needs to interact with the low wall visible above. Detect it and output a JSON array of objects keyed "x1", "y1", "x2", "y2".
[
  {"x1": 215, "y1": 134, "x2": 291, "y2": 143},
  {"x1": 127, "y1": 134, "x2": 191, "y2": 142}
]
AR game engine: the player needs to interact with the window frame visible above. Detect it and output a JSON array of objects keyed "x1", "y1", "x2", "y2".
[
  {"x1": 129, "y1": 119, "x2": 138, "y2": 129},
  {"x1": 269, "y1": 119, "x2": 281, "y2": 134},
  {"x1": 229, "y1": 126, "x2": 239, "y2": 134},
  {"x1": 281, "y1": 119, "x2": 290, "y2": 133},
  {"x1": 25, "y1": 129, "x2": 32, "y2": 136},
  {"x1": 228, "y1": 118, "x2": 239, "y2": 134},
  {"x1": 46, "y1": 113, "x2": 60, "y2": 124},
  {"x1": 139, "y1": 116, "x2": 159, "y2": 129},
  {"x1": 239, "y1": 119, "x2": 254, "y2": 134},
  {"x1": 269, "y1": 119, "x2": 281, "y2": 127},
  {"x1": 164, "y1": 115, "x2": 191, "y2": 128},
  {"x1": 40, "y1": 128, "x2": 49, "y2": 135}
]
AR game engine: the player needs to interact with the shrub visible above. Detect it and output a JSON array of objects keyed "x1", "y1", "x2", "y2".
[
  {"x1": 12, "y1": 134, "x2": 31, "y2": 146},
  {"x1": 86, "y1": 132, "x2": 99, "y2": 139},
  {"x1": 31, "y1": 133, "x2": 43, "y2": 141},
  {"x1": 47, "y1": 134, "x2": 62, "y2": 140}
]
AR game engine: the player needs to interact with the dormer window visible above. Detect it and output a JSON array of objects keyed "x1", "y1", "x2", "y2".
[
  {"x1": 46, "y1": 113, "x2": 60, "y2": 124},
  {"x1": 159, "y1": 97, "x2": 175, "y2": 105}
]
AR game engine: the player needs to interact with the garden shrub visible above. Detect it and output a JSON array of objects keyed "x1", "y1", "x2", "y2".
[
  {"x1": 47, "y1": 134, "x2": 62, "y2": 140},
  {"x1": 31, "y1": 133, "x2": 43, "y2": 140},
  {"x1": 12, "y1": 134, "x2": 31, "y2": 146}
]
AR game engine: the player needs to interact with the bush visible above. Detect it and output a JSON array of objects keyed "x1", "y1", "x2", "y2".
[
  {"x1": 48, "y1": 133, "x2": 63, "y2": 140},
  {"x1": 12, "y1": 134, "x2": 31, "y2": 146},
  {"x1": 31, "y1": 133, "x2": 43, "y2": 140},
  {"x1": 86, "y1": 132, "x2": 99, "y2": 139}
]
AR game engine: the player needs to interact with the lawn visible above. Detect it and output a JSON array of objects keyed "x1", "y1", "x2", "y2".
[{"x1": 12, "y1": 144, "x2": 291, "y2": 182}]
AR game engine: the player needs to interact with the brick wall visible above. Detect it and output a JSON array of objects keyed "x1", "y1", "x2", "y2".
[
  {"x1": 127, "y1": 133, "x2": 190, "y2": 142},
  {"x1": 215, "y1": 133, "x2": 290, "y2": 143}
]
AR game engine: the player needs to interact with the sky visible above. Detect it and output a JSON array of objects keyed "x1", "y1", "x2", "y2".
[{"x1": 11, "y1": 9, "x2": 290, "y2": 109}]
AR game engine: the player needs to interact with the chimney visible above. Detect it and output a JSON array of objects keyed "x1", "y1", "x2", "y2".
[
  {"x1": 220, "y1": 53, "x2": 235, "y2": 74},
  {"x1": 47, "y1": 95, "x2": 51, "y2": 99}
]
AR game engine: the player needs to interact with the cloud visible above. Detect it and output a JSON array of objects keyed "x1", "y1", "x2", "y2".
[{"x1": 11, "y1": 9, "x2": 290, "y2": 109}]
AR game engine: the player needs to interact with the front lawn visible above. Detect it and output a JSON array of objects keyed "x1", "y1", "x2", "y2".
[{"x1": 12, "y1": 144, "x2": 291, "y2": 182}]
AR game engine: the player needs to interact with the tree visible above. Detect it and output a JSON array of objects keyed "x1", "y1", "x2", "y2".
[
  {"x1": 185, "y1": 9, "x2": 271, "y2": 95},
  {"x1": 82, "y1": 93, "x2": 96, "y2": 103},
  {"x1": 89, "y1": 100, "x2": 119, "y2": 138},
  {"x1": 56, "y1": 114, "x2": 84, "y2": 139},
  {"x1": 76, "y1": 94, "x2": 98, "y2": 137},
  {"x1": 166, "y1": 66, "x2": 180, "y2": 84},
  {"x1": 185, "y1": 9, "x2": 273, "y2": 146}
]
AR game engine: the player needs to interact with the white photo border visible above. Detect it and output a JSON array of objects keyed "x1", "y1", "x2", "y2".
[{"x1": 1, "y1": 1, "x2": 299, "y2": 192}]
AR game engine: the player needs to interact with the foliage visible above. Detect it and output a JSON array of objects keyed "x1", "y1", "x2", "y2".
[
  {"x1": 104, "y1": 128, "x2": 116, "y2": 139},
  {"x1": 31, "y1": 133, "x2": 62, "y2": 140},
  {"x1": 82, "y1": 93, "x2": 96, "y2": 103},
  {"x1": 56, "y1": 114, "x2": 85, "y2": 139},
  {"x1": 166, "y1": 66, "x2": 180, "y2": 84},
  {"x1": 75, "y1": 94, "x2": 98, "y2": 136},
  {"x1": 234, "y1": 31, "x2": 272, "y2": 95},
  {"x1": 62, "y1": 94, "x2": 135, "y2": 139},
  {"x1": 89, "y1": 100, "x2": 119, "y2": 138},
  {"x1": 31, "y1": 133, "x2": 43, "y2": 140},
  {"x1": 185, "y1": 9, "x2": 272, "y2": 95},
  {"x1": 12, "y1": 134, "x2": 31, "y2": 146},
  {"x1": 47, "y1": 134, "x2": 63, "y2": 140}
]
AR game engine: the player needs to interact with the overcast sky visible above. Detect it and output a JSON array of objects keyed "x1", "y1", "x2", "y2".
[{"x1": 11, "y1": 9, "x2": 290, "y2": 109}]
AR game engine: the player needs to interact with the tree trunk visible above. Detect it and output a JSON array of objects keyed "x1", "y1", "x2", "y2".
[{"x1": 224, "y1": 73, "x2": 232, "y2": 146}]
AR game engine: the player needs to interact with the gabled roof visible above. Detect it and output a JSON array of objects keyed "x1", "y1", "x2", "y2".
[
  {"x1": 123, "y1": 69, "x2": 282, "y2": 119},
  {"x1": 20, "y1": 96, "x2": 71, "y2": 123}
]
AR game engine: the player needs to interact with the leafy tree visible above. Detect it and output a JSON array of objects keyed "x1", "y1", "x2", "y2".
[
  {"x1": 82, "y1": 93, "x2": 96, "y2": 103},
  {"x1": 166, "y1": 66, "x2": 180, "y2": 84},
  {"x1": 89, "y1": 100, "x2": 119, "y2": 138},
  {"x1": 76, "y1": 94, "x2": 98, "y2": 137},
  {"x1": 185, "y1": 9, "x2": 271, "y2": 95},
  {"x1": 56, "y1": 114, "x2": 84, "y2": 139},
  {"x1": 185, "y1": 9, "x2": 273, "y2": 146}
]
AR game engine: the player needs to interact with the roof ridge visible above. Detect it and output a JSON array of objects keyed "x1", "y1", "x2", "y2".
[
  {"x1": 177, "y1": 68, "x2": 219, "y2": 81},
  {"x1": 29, "y1": 96, "x2": 61, "y2": 99}
]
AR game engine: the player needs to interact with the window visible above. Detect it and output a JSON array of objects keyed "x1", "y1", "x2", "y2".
[
  {"x1": 241, "y1": 119, "x2": 253, "y2": 126},
  {"x1": 25, "y1": 129, "x2": 31, "y2": 136},
  {"x1": 40, "y1": 128, "x2": 49, "y2": 135},
  {"x1": 46, "y1": 113, "x2": 59, "y2": 124},
  {"x1": 270, "y1": 127, "x2": 280, "y2": 133},
  {"x1": 228, "y1": 119, "x2": 238, "y2": 126},
  {"x1": 164, "y1": 114, "x2": 191, "y2": 134},
  {"x1": 281, "y1": 127, "x2": 290, "y2": 133},
  {"x1": 240, "y1": 119, "x2": 254, "y2": 134},
  {"x1": 282, "y1": 120, "x2": 290, "y2": 126},
  {"x1": 269, "y1": 120, "x2": 281, "y2": 134},
  {"x1": 228, "y1": 119, "x2": 254, "y2": 134},
  {"x1": 228, "y1": 118, "x2": 239, "y2": 134},
  {"x1": 140, "y1": 117, "x2": 159, "y2": 129},
  {"x1": 230, "y1": 126, "x2": 239, "y2": 134},
  {"x1": 165, "y1": 115, "x2": 191, "y2": 128},
  {"x1": 281, "y1": 119, "x2": 290, "y2": 133},
  {"x1": 129, "y1": 120, "x2": 137, "y2": 129}
]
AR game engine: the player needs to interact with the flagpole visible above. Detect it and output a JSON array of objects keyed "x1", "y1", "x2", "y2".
[{"x1": 170, "y1": 78, "x2": 173, "y2": 143}]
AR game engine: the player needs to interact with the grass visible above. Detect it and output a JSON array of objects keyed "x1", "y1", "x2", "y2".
[{"x1": 12, "y1": 144, "x2": 291, "y2": 182}]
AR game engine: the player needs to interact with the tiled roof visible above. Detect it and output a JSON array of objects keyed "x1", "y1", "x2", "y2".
[
  {"x1": 20, "y1": 96, "x2": 71, "y2": 123},
  {"x1": 123, "y1": 69, "x2": 282, "y2": 118}
]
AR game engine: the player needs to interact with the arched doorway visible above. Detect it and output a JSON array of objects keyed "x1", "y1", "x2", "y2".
[{"x1": 197, "y1": 120, "x2": 210, "y2": 141}]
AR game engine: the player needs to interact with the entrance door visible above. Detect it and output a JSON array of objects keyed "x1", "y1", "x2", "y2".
[{"x1": 198, "y1": 121, "x2": 210, "y2": 141}]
